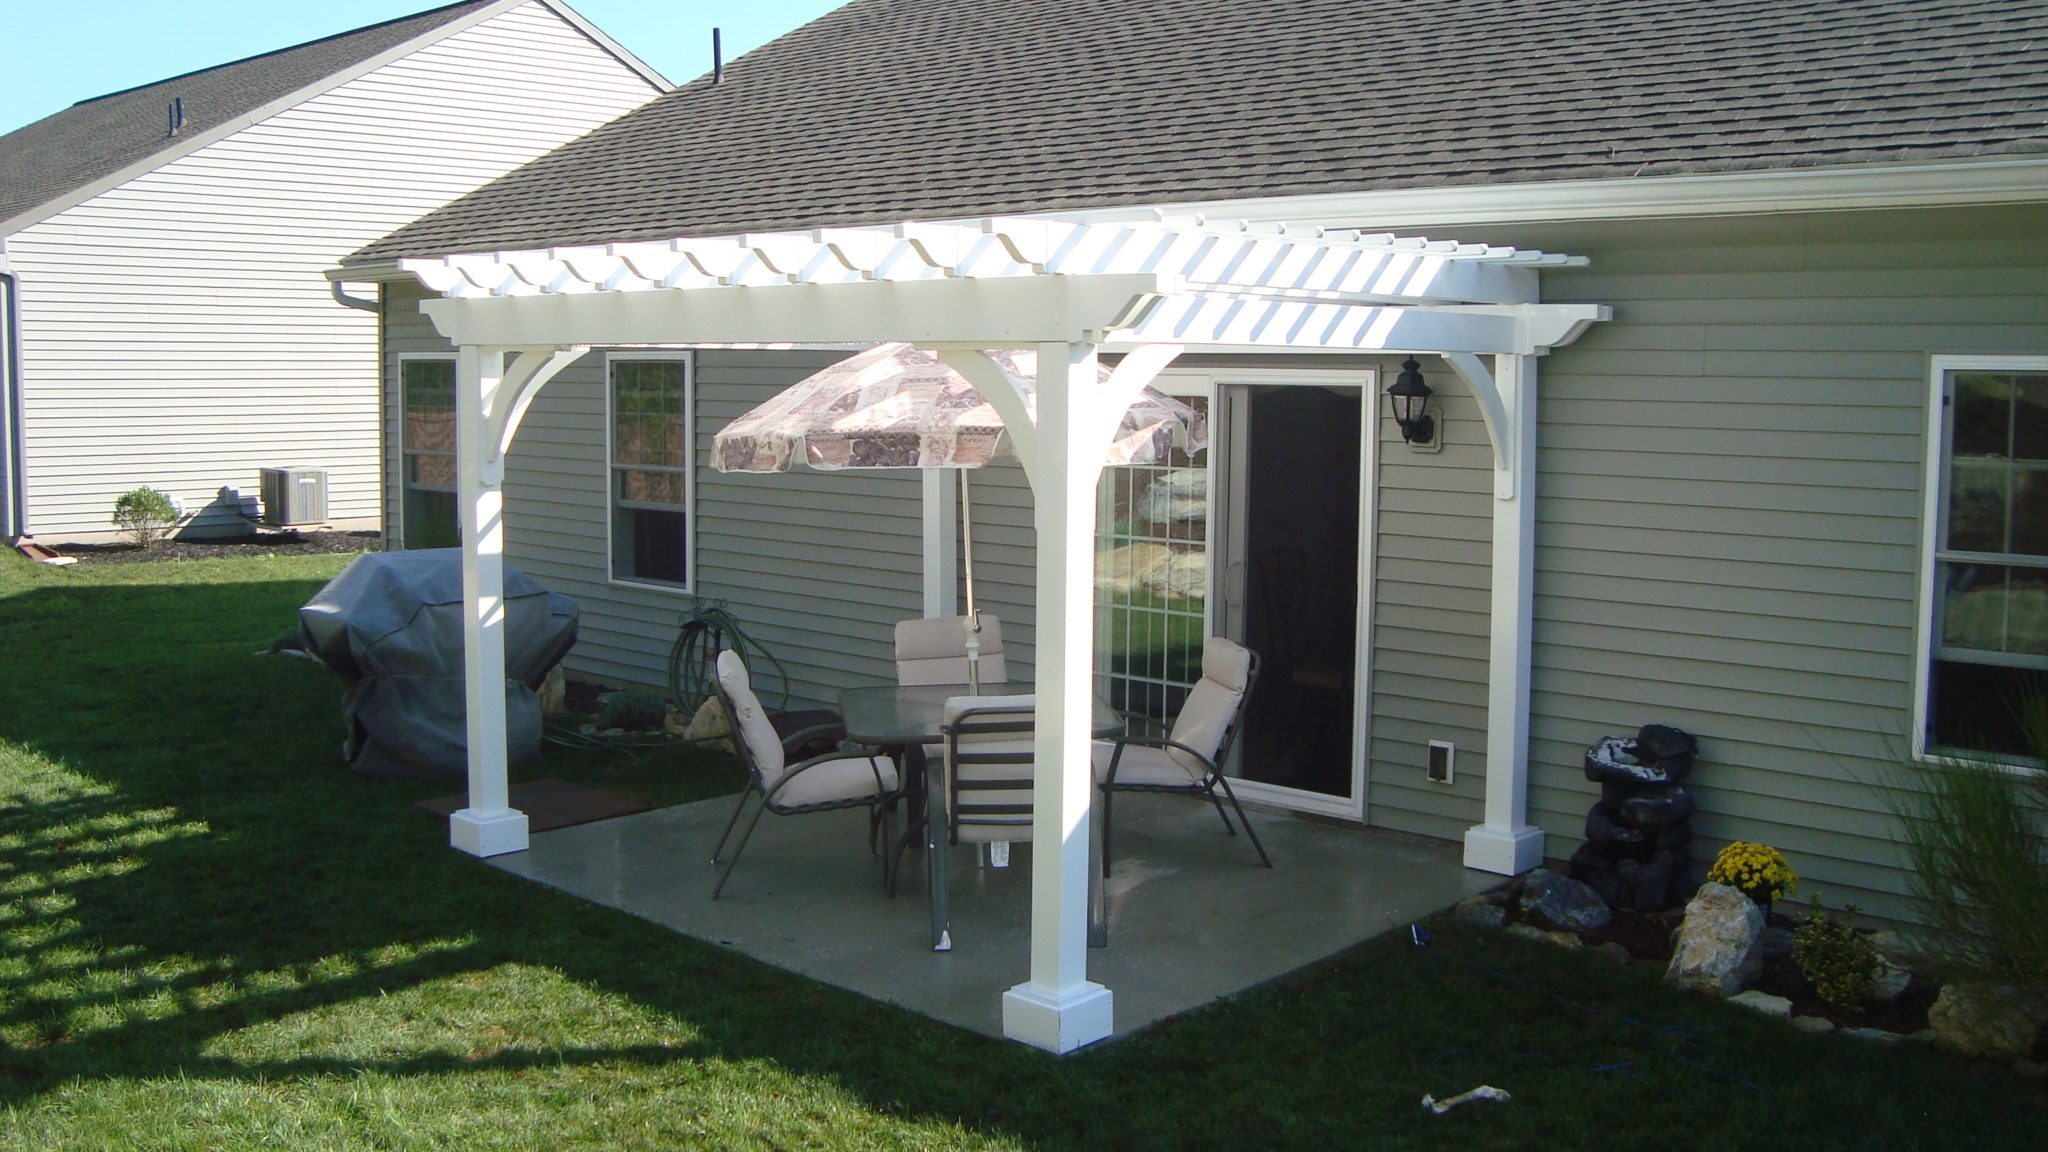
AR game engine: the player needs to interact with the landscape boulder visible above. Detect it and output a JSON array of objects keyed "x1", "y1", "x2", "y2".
[
  {"x1": 1928, "y1": 982, "x2": 2048, "y2": 1060},
  {"x1": 1519, "y1": 868, "x2": 1613, "y2": 932},
  {"x1": 1665, "y1": 882, "x2": 1764, "y2": 997}
]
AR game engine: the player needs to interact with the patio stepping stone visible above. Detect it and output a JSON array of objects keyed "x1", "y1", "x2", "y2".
[
  {"x1": 1791, "y1": 1015, "x2": 1836, "y2": 1035},
  {"x1": 1728, "y1": 990, "x2": 1793, "y2": 1017},
  {"x1": 1842, "y1": 1027, "x2": 1905, "y2": 1044}
]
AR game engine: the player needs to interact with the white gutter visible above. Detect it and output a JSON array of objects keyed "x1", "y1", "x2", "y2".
[
  {"x1": 0, "y1": 251, "x2": 28, "y2": 540},
  {"x1": 1052, "y1": 156, "x2": 2048, "y2": 231}
]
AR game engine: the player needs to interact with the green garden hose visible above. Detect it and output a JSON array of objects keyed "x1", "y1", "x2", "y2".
[{"x1": 667, "y1": 597, "x2": 791, "y2": 718}]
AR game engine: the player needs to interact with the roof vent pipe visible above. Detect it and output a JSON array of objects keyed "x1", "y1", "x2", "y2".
[
  {"x1": 167, "y1": 96, "x2": 184, "y2": 136},
  {"x1": 712, "y1": 28, "x2": 722, "y2": 84}
]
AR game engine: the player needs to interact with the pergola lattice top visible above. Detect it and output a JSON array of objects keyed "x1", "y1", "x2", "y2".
[{"x1": 398, "y1": 215, "x2": 1585, "y2": 305}]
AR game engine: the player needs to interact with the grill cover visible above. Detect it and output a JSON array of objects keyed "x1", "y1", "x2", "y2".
[{"x1": 299, "y1": 549, "x2": 579, "y2": 778}]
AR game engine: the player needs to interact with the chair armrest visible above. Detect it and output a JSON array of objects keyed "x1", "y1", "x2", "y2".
[
  {"x1": 1101, "y1": 735, "x2": 1219, "y2": 781},
  {"x1": 777, "y1": 722, "x2": 846, "y2": 753}
]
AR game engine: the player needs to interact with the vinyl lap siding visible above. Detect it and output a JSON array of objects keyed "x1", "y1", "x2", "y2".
[
  {"x1": 1368, "y1": 373, "x2": 1494, "y2": 840},
  {"x1": 8, "y1": 2, "x2": 657, "y2": 540},
  {"x1": 1504, "y1": 206, "x2": 2048, "y2": 918}
]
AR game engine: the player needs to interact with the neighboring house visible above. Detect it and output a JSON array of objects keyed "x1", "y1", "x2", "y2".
[
  {"x1": 0, "y1": 0, "x2": 666, "y2": 544},
  {"x1": 342, "y1": 0, "x2": 2047, "y2": 920}
]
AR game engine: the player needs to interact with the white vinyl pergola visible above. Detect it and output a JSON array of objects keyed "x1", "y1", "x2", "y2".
[{"x1": 397, "y1": 213, "x2": 1607, "y2": 1053}]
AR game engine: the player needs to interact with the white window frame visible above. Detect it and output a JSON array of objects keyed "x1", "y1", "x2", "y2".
[
  {"x1": 396, "y1": 352, "x2": 457, "y2": 550},
  {"x1": 605, "y1": 350, "x2": 697, "y2": 593},
  {"x1": 1914, "y1": 353, "x2": 2048, "y2": 764}
]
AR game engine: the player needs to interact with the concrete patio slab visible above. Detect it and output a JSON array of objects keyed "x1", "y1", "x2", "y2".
[{"x1": 491, "y1": 793, "x2": 1497, "y2": 1041}]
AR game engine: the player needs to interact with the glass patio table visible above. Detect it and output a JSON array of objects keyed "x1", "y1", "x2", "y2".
[{"x1": 838, "y1": 682, "x2": 1124, "y2": 950}]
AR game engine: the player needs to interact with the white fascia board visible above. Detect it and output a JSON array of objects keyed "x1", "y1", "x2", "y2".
[
  {"x1": 1052, "y1": 156, "x2": 2048, "y2": 232},
  {"x1": 534, "y1": 0, "x2": 672, "y2": 90},
  {"x1": 0, "y1": 0, "x2": 534, "y2": 239}
]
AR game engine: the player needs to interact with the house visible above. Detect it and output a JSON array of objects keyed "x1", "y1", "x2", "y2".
[
  {"x1": 0, "y1": 0, "x2": 667, "y2": 544},
  {"x1": 335, "y1": 0, "x2": 2047, "y2": 1050}
]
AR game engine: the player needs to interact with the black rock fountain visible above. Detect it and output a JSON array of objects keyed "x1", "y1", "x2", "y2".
[{"x1": 1567, "y1": 724, "x2": 1698, "y2": 912}]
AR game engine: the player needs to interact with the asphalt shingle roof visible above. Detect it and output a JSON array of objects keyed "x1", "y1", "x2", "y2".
[
  {"x1": 349, "y1": 0, "x2": 2048, "y2": 264},
  {"x1": 0, "y1": 0, "x2": 492, "y2": 228}
]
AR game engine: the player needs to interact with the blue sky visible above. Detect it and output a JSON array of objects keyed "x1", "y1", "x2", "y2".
[{"x1": 0, "y1": 0, "x2": 845, "y2": 134}]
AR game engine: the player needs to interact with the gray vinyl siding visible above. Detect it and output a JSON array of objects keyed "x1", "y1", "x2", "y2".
[
  {"x1": 1368, "y1": 369, "x2": 1495, "y2": 840},
  {"x1": 381, "y1": 280, "x2": 922, "y2": 705},
  {"x1": 6, "y1": 2, "x2": 658, "y2": 542},
  {"x1": 1505, "y1": 205, "x2": 2048, "y2": 918}
]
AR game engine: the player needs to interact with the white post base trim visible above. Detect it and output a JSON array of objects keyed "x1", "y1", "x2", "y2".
[
  {"x1": 1463, "y1": 823, "x2": 1544, "y2": 876},
  {"x1": 1002, "y1": 981, "x2": 1114, "y2": 1053},
  {"x1": 450, "y1": 807, "x2": 529, "y2": 857}
]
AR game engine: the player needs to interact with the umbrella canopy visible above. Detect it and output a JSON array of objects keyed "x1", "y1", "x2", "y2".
[{"x1": 712, "y1": 343, "x2": 1206, "y2": 474}]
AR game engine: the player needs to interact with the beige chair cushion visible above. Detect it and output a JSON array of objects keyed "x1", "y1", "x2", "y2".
[
  {"x1": 896, "y1": 614, "x2": 1006, "y2": 686},
  {"x1": 1091, "y1": 740, "x2": 1204, "y2": 787},
  {"x1": 717, "y1": 650, "x2": 785, "y2": 782},
  {"x1": 1165, "y1": 637, "x2": 1252, "y2": 776},
  {"x1": 772, "y1": 754, "x2": 900, "y2": 807},
  {"x1": 941, "y1": 693, "x2": 1034, "y2": 844}
]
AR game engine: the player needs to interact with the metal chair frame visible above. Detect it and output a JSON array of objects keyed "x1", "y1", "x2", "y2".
[
  {"x1": 709, "y1": 680, "x2": 902, "y2": 899},
  {"x1": 1098, "y1": 650, "x2": 1272, "y2": 874},
  {"x1": 927, "y1": 699, "x2": 1037, "y2": 950}
]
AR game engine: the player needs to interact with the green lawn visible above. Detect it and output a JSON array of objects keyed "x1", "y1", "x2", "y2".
[{"x1": 0, "y1": 551, "x2": 2040, "y2": 1150}]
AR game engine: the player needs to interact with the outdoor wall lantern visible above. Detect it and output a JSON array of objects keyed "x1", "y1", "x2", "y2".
[{"x1": 1387, "y1": 358, "x2": 1440, "y2": 450}]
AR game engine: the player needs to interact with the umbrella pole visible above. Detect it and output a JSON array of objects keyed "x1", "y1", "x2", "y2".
[{"x1": 960, "y1": 469, "x2": 981, "y2": 694}]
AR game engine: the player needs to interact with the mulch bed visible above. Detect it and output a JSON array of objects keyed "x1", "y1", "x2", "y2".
[
  {"x1": 48, "y1": 530, "x2": 381, "y2": 565},
  {"x1": 1569, "y1": 905, "x2": 1938, "y2": 1034}
]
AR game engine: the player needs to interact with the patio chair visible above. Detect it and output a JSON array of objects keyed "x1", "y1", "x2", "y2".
[
  {"x1": 894, "y1": 613, "x2": 1006, "y2": 686},
  {"x1": 709, "y1": 650, "x2": 903, "y2": 899},
  {"x1": 1093, "y1": 637, "x2": 1271, "y2": 875},
  {"x1": 928, "y1": 693, "x2": 1036, "y2": 950}
]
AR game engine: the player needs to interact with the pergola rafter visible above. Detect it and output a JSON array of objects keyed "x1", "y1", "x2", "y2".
[{"x1": 405, "y1": 213, "x2": 1607, "y2": 1053}]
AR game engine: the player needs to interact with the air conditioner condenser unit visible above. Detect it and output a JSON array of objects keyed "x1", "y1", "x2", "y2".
[{"x1": 259, "y1": 466, "x2": 328, "y2": 527}]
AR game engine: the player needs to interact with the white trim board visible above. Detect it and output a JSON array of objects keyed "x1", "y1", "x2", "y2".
[{"x1": 1048, "y1": 157, "x2": 2048, "y2": 233}]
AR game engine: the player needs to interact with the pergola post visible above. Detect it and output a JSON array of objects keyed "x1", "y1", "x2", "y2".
[
  {"x1": 1001, "y1": 339, "x2": 1114, "y2": 1052},
  {"x1": 1463, "y1": 352, "x2": 1544, "y2": 874},
  {"x1": 450, "y1": 343, "x2": 528, "y2": 857}
]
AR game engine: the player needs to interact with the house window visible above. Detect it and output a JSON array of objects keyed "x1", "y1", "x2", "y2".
[
  {"x1": 400, "y1": 357, "x2": 459, "y2": 550},
  {"x1": 1923, "y1": 359, "x2": 2048, "y2": 760},
  {"x1": 609, "y1": 355, "x2": 693, "y2": 588}
]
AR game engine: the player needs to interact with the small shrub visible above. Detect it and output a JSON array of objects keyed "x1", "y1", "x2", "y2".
[
  {"x1": 1706, "y1": 840, "x2": 1798, "y2": 903},
  {"x1": 111, "y1": 486, "x2": 181, "y2": 548},
  {"x1": 1884, "y1": 687, "x2": 2048, "y2": 990},
  {"x1": 594, "y1": 688, "x2": 668, "y2": 732},
  {"x1": 1794, "y1": 897, "x2": 1880, "y2": 1008}
]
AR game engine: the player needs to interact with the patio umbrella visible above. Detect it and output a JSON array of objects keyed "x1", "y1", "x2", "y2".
[{"x1": 713, "y1": 342, "x2": 1207, "y2": 689}]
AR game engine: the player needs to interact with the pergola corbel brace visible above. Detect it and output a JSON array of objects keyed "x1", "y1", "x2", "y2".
[
  {"x1": 1442, "y1": 352, "x2": 1515, "y2": 499},
  {"x1": 486, "y1": 346, "x2": 589, "y2": 485}
]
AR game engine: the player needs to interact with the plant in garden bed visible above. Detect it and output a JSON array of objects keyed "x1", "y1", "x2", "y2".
[
  {"x1": 1794, "y1": 898, "x2": 1881, "y2": 1009},
  {"x1": 1707, "y1": 840, "x2": 1798, "y2": 907},
  {"x1": 110, "y1": 486, "x2": 181, "y2": 548},
  {"x1": 1884, "y1": 688, "x2": 2048, "y2": 992}
]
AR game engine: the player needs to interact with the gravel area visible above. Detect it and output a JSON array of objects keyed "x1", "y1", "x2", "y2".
[{"x1": 49, "y1": 531, "x2": 382, "y2": 565}]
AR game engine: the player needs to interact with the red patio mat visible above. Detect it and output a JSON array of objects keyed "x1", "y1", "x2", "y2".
[{"x1": 416, "y1": 777, "x2": 650, "y2": 834}]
